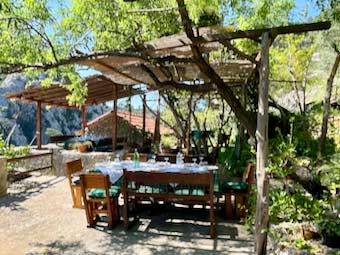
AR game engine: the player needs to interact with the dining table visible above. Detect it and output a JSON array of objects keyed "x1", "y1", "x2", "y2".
[{"x1": 92, "y1": 160, "x2": 219, "y2": 186}]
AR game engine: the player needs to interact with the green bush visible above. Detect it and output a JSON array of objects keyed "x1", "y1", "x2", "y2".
[{"x1": 0, "y1": 134, "x2": 31, "y2": 158}]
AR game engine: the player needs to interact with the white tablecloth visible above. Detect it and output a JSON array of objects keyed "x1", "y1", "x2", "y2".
[{"x1": 94, "y1": 160, "x2": 218, "y2": 184}]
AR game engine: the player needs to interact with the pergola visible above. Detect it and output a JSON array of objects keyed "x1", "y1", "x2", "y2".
[{"x1": 6, "y1": 75, "x2": 152, "y2": 149}]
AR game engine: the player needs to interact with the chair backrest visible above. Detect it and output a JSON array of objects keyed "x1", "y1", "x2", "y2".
[
  {"x1": 123, "y1": 152, "x2": 148, "y2": 162},
  {"x1": 242, "y1": 163, "x2": 255, "y2": 192},
  {"x1": 80, "y1": 173, "x2": 111, "y2": 190},
  {"x1": 65, "y1": 159, "x2": 83, "y2": 177}
]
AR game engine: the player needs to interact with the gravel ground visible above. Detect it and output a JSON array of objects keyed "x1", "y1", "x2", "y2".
[{"x1": 0, "y1": 174, "x2": 254, "y2": 255}]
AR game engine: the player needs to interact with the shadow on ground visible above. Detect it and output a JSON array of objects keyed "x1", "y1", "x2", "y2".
[
  {"x1": 28, "y1": 205, "x2": 254, "y2": 255},
  {"x1": 0, "y1": 175, "x2": 65, "y2": 211}
]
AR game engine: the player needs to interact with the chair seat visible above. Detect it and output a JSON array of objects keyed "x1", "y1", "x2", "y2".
[
  {"x1": 222, "y1": 181, "x2": 248, "y2": 192},
  {"x1": 175, "y1": 188, "x2": 205, "y2": 196},
  {"x1": 72, "y1": 177, "x2": 80, "y2": 185},
  {"x1": 89, "y1": 169, "x2": 101, "y2": 173},
  {"x1": 88, "y1": 185, "x2": 120, "y2": 198}
]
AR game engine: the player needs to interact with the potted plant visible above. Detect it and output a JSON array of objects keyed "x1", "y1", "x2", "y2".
[
  {"x1": 78, "y1": 143, "x2": 87, "y2": 153},
  {"x1": 78, "y1": 141, "x2": 93, "y2": 153},
  {"x1": 318, "y1": 216, "x2": 340, "y2": 248}
]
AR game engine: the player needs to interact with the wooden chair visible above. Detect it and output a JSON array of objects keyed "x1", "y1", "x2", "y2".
[
  {"x1": 80, "y1": 173, "x2": 120, "y2": 229},
  {"x1": 123, "y1": 152, "x2": 148, "y2": 162},
  {"x1": 223, "y1": 163, "x2": 255, "y2": 219},
  {"x1": 65, "y1": 159, "x2": 83, "y2": 209}
]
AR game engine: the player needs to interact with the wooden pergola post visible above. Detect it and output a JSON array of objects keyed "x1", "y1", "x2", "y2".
[
  {"x1": 142, "y1": 94, "x2": 146, "y2": 145},
  {"x1": 81, "y1": 105, "x2": 86, "y2": 136},
  {"x1": 255, "y1": 31, "x2": 270, "y2": 255},
  {"x1": 36, "y1": 101, "x2": 42, "y2": 149},
  {"x1": 112, "y1": 85, "x2": 118, "y2": 153},
  {"x1": 154, "y1": 91, "x2": 161, "y2": 148}
]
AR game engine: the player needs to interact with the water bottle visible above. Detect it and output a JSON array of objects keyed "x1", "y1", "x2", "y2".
[
  {"x1": 134, "y1": 148, "x2": 140, "y2": 168},
  {"x1": 176, "y1": 152, "x2": 181, "y2": 165}
]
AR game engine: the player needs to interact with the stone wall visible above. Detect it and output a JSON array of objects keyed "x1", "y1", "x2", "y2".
[
  {"x1": 52, "y1": 148, "x2": 115, "y2": 176},
  {"x1": 0, "y1": 157, "x2": 7, "y2": 197}
]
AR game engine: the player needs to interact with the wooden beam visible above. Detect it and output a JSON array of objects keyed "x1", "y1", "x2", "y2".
[
  {"x1": 81, "y1": 105, "x2": 86, "y2": 136},
  {"x1": 142, "y1": 94, "x2": 146, "y2": 145},
  {"x1": 36, "y1": 101, "x2": 42, "y2": 149},
  {"x1": 255, "y1": 31, "x2": 270, "y2": 255},
  {"x1": 112, "y1": 85, "x2": 118, "y2": 152},
  {"x1": 194, "y1": 21, "x2": 331, "y2": 44}
]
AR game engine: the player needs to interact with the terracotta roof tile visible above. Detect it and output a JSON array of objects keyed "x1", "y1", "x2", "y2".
[{"x1": 87, "y1": 110, "x2": 171, "y2": 135}]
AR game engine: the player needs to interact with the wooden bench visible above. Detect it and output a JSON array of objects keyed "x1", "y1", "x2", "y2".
[{"x1": 122, "y1": 169, "x2": 216, "y2": 238}]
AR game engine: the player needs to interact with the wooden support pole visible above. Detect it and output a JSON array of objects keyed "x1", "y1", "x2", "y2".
[
  {"x1": 154, "y1": 92, "x2": 161, "y2": 148},
  {"x1": 255, "y1": 31, "x2": 270, "y2": 255},
  {"x1": 81, "y1": 105, "x2": 86, "y2": 136},
  {"x1": 36, "y1": 101, "x2": 42, "y2": 150},
  {"x1": 142, "y1": 94, "x2": 146, "y2": 145},
  {"x1": 112, "y1": 85, "x2": 118, "y2": 153}
]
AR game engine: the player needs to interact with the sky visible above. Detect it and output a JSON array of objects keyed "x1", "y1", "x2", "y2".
[{"x1": 49, "y1": 0, "x2": 324, "y2": 111}]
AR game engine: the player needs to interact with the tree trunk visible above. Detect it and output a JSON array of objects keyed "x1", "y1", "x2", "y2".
[
  {"x1": 112, "y1": 85, "x2": 118, "y2": 152},
  {"x1": 162, "y1": 93, "x2": 186, "y2": 143},
  {"x1": 318, "y1": 52, "x2": 340, "y2": 159},
  {"x1": 185, "y1": 93, "x2": 193, "y2": 155},
  {"x1": 290, "y1": 164, "x2": 329, "y2": 199},
  {"x1": 175, "y1": 0, "x2": 257, "y2": 139},
  {"x1": 255, "y1": 31, "x2": 270, "y2": 255}
]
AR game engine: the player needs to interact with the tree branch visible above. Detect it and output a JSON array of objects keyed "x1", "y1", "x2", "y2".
[
  {"x1": 139, "y1": 95, "x2": 182, "y2": 139},
  {"x1": 140, "y1": 64, "x2": 215, "y2": 93}
]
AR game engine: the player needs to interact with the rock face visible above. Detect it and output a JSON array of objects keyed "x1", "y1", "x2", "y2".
[{"x1": 0, "y1": 74, "x2": 108, "y2": 145}]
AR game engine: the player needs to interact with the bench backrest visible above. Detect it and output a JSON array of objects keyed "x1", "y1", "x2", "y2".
[{"x1": 122, "y1": 169, "x2": 214, "y2": 200}]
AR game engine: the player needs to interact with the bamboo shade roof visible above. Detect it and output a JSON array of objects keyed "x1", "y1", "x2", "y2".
[
  {"x1": 5, "y1": 75, "x2": 147, "y2": 108},
  {"x1": 72, "y1": 22, "x2": 330, "y2": 87},
  {"x1": 75, "y1": 26, "x2": 255, "y2": 86}
]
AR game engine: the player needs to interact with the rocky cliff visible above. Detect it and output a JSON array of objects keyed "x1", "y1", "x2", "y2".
[{"x1": 0, "y1": 74, "x2": 108, "y2": 145}]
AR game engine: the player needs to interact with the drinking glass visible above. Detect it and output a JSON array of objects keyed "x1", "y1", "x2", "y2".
[
  {"x1": 164, "y1": 157, "x2": 169, "y2": 164},
  {"x1": 199, "y1": 156, "x2": 204, "y2": 165},
  {"x1": 192, "y1": 158, "x2": 197, "y2": 165}
]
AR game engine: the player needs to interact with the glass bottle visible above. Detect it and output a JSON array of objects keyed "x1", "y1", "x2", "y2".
[{"x1": 133, "y1": 148, "x2": 140, "y2": 168}]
